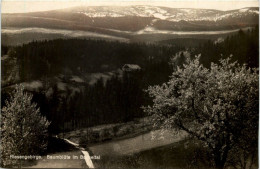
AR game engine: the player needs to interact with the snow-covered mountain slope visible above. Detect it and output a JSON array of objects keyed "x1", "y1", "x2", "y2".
[
  {"x1": 63, "y1": 6, "x2": 259, "y2": 22},
  {"x1": 2, "y1": 6, "x2": 258, "y2": 37}
]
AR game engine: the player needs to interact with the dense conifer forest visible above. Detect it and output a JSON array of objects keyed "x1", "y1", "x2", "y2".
[{"x1": 6, "y1": 40, "x2": 182, "y2": 81}]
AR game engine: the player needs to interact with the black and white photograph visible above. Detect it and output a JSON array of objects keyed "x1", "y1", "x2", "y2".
[{"x1": 1, "y1": 0, "x2": 259, "y2": 168}]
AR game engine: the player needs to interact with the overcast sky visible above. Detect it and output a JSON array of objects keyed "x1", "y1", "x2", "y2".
[{"x1": 1, "y1": 0, "x2": 259, "y2": 13}]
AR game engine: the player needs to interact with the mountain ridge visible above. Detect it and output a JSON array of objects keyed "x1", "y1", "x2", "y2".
[
  {"x1": 1, "y1": 5, "x2": 258, "y2": 45},
  {"x1": 57, "y1": 6, "x2": 259, "y2": 22}
]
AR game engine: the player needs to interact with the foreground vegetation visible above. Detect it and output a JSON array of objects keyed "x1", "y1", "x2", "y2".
[
  {"x1": 1, "y1": 85, "x2": 49, "y2": 168},
  {"x1": 143, "y1": 56, "x2": 258, "y2": 169}
]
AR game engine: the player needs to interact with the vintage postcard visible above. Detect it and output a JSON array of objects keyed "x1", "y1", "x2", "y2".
[{"x1": 1, "y1": 0, "x2": 259, "y2": 168}]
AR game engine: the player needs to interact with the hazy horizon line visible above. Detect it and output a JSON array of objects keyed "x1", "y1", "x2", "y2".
[
  {"x1": 2, "y1": 5, "x2": 259, "y2": 14},
  {"x1": 2, "y1": 1, "x2": 259, "y2": 14}
]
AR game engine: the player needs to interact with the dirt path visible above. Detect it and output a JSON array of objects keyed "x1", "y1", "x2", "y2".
[
  {"x1": 89, "y1": 130, "x2": 187, "y2": 156},
  {"x1": 64, "y1": 138, "x2": 95, "y2": 168}
]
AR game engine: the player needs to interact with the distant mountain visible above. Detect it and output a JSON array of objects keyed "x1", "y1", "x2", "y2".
[
  {"x1": 1, "y1": 6, "x2": 258, "y2": 45},
  {"x1": 62, "y1": 6, "x2": 259, "y2": 22},
  {"x1": 3, "y1": 6, "x2": 258, "y2": 30},
  {"x1": 63, "y1": 6, "x2": 259, "y2": 31}
]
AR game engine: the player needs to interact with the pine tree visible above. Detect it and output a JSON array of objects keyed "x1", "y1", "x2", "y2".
[{"x1": 1, "y1": 85, "x2": 50, "y2": 167}]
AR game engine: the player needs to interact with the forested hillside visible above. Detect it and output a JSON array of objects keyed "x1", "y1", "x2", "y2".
[
  {"x1": 1, "y1": 27, "x2": 258, "y2": 134},
  {"x1": 192, "y1": 27, "x2": 259, "y2": 68},
  {"x1": 5, "y1": 40, "x2": 182, "y2": 81}
]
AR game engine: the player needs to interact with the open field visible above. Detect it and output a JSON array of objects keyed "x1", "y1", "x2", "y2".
[
  {"x1": 89, "y1": 129, "x2": 187, "y2": 156},
  {"x1": 93, "y1": 138, "x2": 212, "y2": 169}
]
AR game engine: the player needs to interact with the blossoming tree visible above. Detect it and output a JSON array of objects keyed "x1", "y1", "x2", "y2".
[{"x1": 143, "y1": 56, "x2": 258, "y2": 169}]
